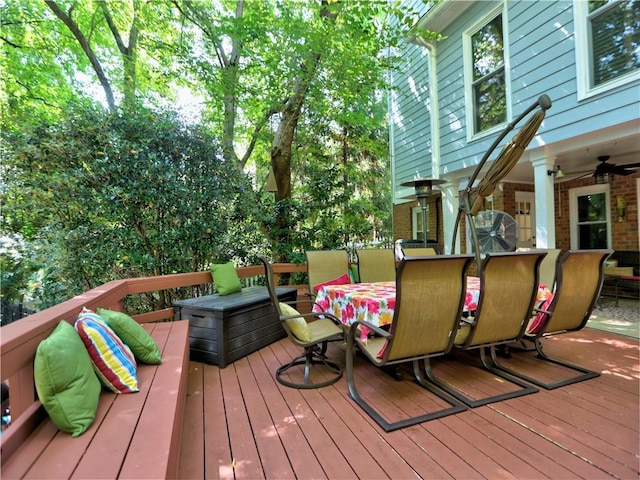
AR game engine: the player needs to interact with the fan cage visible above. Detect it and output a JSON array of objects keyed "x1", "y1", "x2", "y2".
[{"x1": 468, "y1": 210, "x2": 519, "y2": 254}]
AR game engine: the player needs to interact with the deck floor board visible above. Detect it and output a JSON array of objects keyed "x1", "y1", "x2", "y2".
[{"x1": 180, "y1": 328, "x2": 640, "y2": 479}]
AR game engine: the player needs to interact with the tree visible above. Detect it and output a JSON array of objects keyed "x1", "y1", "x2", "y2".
[
  {"x1": 1, "y1": 0, "x2": 433, "y2": 306},
  {"x1": 1, "y1": 104, "x2": 256, "y2": 309},
  {"x1": 173, "y1": 0, "x2": 423, "y2": 260},
  {"x1": 2, "y1": 0, "x2": 188, "y2": 119}
]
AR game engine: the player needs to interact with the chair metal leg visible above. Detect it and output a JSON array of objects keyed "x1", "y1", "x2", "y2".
[
  {"x1": 276, "y1": 345, "x2": 342, "y2": 389},
  {"x1": 492, "y1": 337, "x2": 600, "y2": 390},
  {"x1": 421, "y1": 347, "x2": 538, "y2": 408},
  {"x1": 345, "y1": 347, "x2": 466, "y2": 432}
]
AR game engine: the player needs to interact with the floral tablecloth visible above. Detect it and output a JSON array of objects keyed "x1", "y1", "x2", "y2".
[{"x1": 313, "y1": 278, "x2": 553, "y2": 339}]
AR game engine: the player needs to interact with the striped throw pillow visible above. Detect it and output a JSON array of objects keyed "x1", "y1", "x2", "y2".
[{"x1": 75, "y1": 308, "x2": 139, "y2": 394}]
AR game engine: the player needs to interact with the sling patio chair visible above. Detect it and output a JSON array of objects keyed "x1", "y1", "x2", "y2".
[
  {"x1": 494, "y1": 249, "x2": 612, "y2": 390},
  {"x1": 423, "y1": 251, "x2": 546, "y2": 408},
  {"x1": 261, "y1": 257, "x2": 344, "y2": 389},
  {"x1": 356, "y1": 248, "x2": 396, "y2": 283},
  {"x1": 400, "y1": 247, "x2": 437, "y2": 258},
  {"x1": 306, "y1": 250, "x2": 351, "y2": 299},
  {"x1": 518, "y1": 247, "x2": 561, "y2": 291},
  {"x1": 346, "y1": 254, "x2": 474, "y2": 432}
]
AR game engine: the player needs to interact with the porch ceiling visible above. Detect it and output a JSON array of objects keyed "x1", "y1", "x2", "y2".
[{"x1": 505, "y1": 129, "x2": 640, "y2": 184}]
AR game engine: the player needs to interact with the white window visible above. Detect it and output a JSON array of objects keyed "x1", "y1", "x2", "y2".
[
  {"x1": 464, "y1": 5, "x2": 508, "y2": 137},
  {"x1": 569, "y1": 184, "x2": 611, "y2": 249},
  {"x1": 574, "y1": 0, "x2": 640, "y2": 99}
]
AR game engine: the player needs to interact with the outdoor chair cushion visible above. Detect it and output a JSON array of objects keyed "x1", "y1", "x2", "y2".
[
  {"x1": 75, "y1": 308, "x2": 139, "y2": 394},
  {"x1": 211, "y1": 261, "x2": 243, "y2": 295},
  {"x1": 279, "y1": 302, "x2": 311, "y2": 342},
  {"x1": 34, "y1": 320, "x2": 102, "y2": 437},
  {"x1": 97, "y1": 308, "x2": 162, "y2": 364}
]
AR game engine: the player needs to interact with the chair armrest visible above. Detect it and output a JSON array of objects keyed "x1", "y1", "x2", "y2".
[
  {"x1": 348, "y1": 319, "x2": 391, "y2": 339},
  {"x1": 285, "y1": 298, "x2": 327, "y2": 312},
  {"x1": 280, "y1": 310, "x2": 342, "y2": 326},
  {"x1": 459, "y1": 316, "x2": 476, "y2": 326}
]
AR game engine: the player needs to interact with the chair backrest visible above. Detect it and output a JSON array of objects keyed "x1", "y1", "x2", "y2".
[
  {"x1": 356, "y1": 249, "x2": 396, "y2": 283},
  {"x1": 260, "y1": 256, "x2": 305, "y2": 345},
  {"x1": 518, "y1": 247, "x2": 561, "y2": 290},
  {"x1": 260, "y1": 257, "x2": 285, "y2": 318},
  {"x1": 460, "y1": 251, "x2": 547, "y2": 348},
  {"x1": 541, "y1": 249, "x2": 612, "y2": 335},
  {"x1": 401, "y1": 247, "x2": 437, "y2": 258},
  {"x1": 306, "y1": 250, "x2": 350, "y2": 295},
  {"x1": 382, "y1": 255, "x2": 474, "y2": 362}
]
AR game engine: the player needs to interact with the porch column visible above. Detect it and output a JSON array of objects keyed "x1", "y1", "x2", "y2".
[
  {"x1": 532, "y1": 156, "x2": 556, "y2": 248},
  {"x1": 441, "y1": 180, "x2": 460, "y2": 254}
]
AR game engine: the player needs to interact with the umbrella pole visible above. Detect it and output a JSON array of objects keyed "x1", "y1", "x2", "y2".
[{"x1": 451, "y1": 207, "x2": 463, "y2": 254}]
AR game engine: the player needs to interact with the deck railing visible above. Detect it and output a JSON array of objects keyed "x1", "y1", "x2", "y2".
[{"x1": 0, "y1": 262, "x2": 309, "y2": 451}]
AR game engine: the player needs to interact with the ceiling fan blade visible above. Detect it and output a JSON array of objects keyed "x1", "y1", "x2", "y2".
[
  {"x1": 607, "y1": 164, "x2": 640, "y2": 175},
  {"x1": 565, "y1": 161, "x2": 639, "y2": 179},
  {"x1": 609, "y1": 165, "x2": 633, "y2": 175},
  {"x1": 573, "y1": 172, "x2": 594, "y2": 181},
  {"x1": 566, "y1": 169, "x2": 593, "y2": 175},
  {"x1": 620, "y1": 162, "x2": 640, "y2": 169}
]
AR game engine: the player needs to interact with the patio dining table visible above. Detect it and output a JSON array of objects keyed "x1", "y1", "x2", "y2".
[{"x1": 313, "y1": 278, "x2": 553, "y2": 340}]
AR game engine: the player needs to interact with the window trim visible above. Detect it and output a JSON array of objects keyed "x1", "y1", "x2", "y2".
[
  {"x1": 574, "y1": 0, "x2": 640, "y2": 101},
  {"x1": 463, "y1": 2, "x2": 511, "y2": 141},
  {"x1": 569, "y1": 184, "x2": 612, "y2": 250}
]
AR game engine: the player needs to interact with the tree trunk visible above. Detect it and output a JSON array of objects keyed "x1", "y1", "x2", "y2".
[
  {"x1": 270, "y1": 55, "x2": 319, "y2": 262},
  {"x1": 45, "y1": 1, "x2": 116, "y2": 109},
  {"x1": 270, "y1": 1, "x2": 336, "y2": 262},
  {"x1": 101, "y1": 1, "x2": 139, "y2": 110}
]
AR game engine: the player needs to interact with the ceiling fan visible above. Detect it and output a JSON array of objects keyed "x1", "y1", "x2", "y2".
[
  {"x1": 564, "y1": 155, "x2": 640, "y2": 182},
  {"x1": 593, "y1": 155, "x2": 640, "y2": 176}
]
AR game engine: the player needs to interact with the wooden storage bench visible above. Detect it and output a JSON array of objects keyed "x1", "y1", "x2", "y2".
[
  {"x1": 173, "y1": 286, "x2": 297, "y2": 367},
  {"x1": 1, "y1": 320, "x2": 190, "y2": 479}
]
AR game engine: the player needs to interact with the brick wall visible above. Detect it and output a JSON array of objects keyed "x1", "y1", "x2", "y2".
[
  {"x1": 392, "y1": 193, "x2": 444, "y2": 252},
  {"x1": 553, "y1": 172, "x2": 639, "y2": 251}
]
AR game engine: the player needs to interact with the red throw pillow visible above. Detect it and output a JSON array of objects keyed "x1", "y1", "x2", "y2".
[
  {"x1": 527, "y1": 293, "x2": 555, "y2": 335},
  {"x1": 376, "y1": 339, "x2": 389, "y2": 359},
  {"x1": 313, "y1": 273, "x2": 351, "y2": 293}
]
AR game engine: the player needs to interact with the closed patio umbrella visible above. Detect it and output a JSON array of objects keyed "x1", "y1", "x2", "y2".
[
  {"x1": 468, "y1": 109, "x2": 547, "y2": 215},
  {"x1": 450, "y1": 94, "x2": 552, "y2": 267}
]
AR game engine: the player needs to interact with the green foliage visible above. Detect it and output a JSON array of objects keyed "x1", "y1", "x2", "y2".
[
  {"x1": 1, "y1": 103, "x2": 260, "y2": 308},
  {"x1": 0, "y1": 0, "x2": 432, "y2": 307}
]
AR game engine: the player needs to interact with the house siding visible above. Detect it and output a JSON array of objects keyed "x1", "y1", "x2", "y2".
[
  {"x1": 391, "y1": 0, "x2": 639, "y2": 253},
  {"x1": 392, "y1": 0, "x2": 640, "y2": 187},
  {"x1": 390, "y1": 0, "x2": 434, "y2": 189},
  {"x1": 391, "y1": 50, "x2": 433, "y2": 183}
]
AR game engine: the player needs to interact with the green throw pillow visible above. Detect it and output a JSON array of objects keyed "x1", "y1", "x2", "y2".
[
  {"x1": 211, "y1": 261, "x2": 242, "y2": 296},
  {"x1": 97, "y1": 308, "x2": 162, "y2": 365},
  {"x1": 279, "y1": 303, "x2": 311, "y2": 342},
  {"x1": 34, "y1": 320, "x2": 101, "y2": 437}
]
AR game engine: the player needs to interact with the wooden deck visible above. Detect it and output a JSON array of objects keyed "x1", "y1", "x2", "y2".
[{"x1": 178, "y1": 327, "x2": 639, "y2": 480}]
